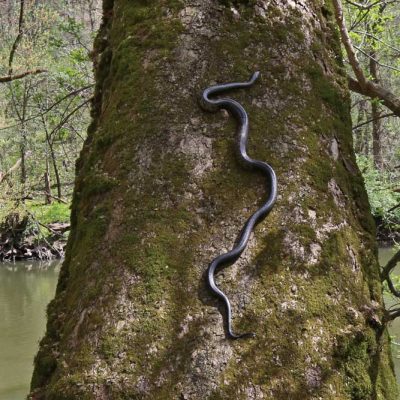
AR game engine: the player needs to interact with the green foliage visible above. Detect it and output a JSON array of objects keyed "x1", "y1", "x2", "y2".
[
  {"x1": 0, "y1": 199, "x2": 70, "y2": 227},
  {"x1": 356, "y1": 155, "x2": 400, "y2": 223},
  {"x1": 346, "y1": 1, "x2": 400, "y2": 242},
  {"x1": 69, "y1": 48, "x2": 89, "y2": 63},
  {"x1": 0, "y1": 0, "x2": 101, "y2": 224},
  {"x1": 29, "y1": 202, "x2": 71, "y2": 224}
]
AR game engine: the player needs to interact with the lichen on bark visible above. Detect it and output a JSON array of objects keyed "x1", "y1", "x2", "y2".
[{"x1": 30, "y1": 1, "x2": 397, "y2": 399}]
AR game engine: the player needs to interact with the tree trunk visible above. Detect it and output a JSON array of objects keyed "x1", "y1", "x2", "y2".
[
  {"x1": 20, "y1": 140, "x2": 27, "y2": 185},
  {"x1": 354, "y1": 99, "x2": 369, "y2": 156},
  {"x1": 44, "y1": 158, "x2": 52, "y2": 205},
  {"x1": 30, "y1": 1, "x2": 398, "y2": 399},
  {"x1": 369, "y1": 52, "x2": 383, "y2": 171},
  {"x1": 371, "y1": 101, "x2": 383, "y2": 170},
  {"x1": 49, "y1": 143, "x2": 62, "y2": 201},
  {"x1": 42, "y1": 115, "x2": 63, "y2": 201}
]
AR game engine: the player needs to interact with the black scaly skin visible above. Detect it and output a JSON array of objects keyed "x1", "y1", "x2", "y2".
[{"x1": 200, "y1": 72, "x2": 278, "y2": 339}]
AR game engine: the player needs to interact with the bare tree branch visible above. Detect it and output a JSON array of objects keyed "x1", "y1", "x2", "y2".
[
  {"x1": 2, "y1": 1, "x2": 47, "y2": 85},
  {"x1": 352, "y1": 112, "x2": 394, "y2": 130},
  {"x1": 348, "y1": 77, "x2": 400, "y2": 117},
  {"x1": 8, "y1": 0, "x2": 25, "y2": 74},
  {"x1": 381, "y1": 249, "x2": 400, "y2": 300},
  {"x1": 0, "y1": 84, "x2": 93, "y2": 130},
  {"x1": 44, "y1": 193, "x2": 68, "y2": 204},
  {"x1": 385, "y1": 308, "x2": 400, "y2": 322},
  {"x1": 350, "y1": 8, "x2": 371, "y2": 31},
  {"x1": 333, "y1": 0, "x2": 400, "y2": 117},
  {"x1": 44, "y1": 97, "x2": 93, "y2": 142},
  {"x1": 387, "y1": 202, "x2": 400, "y2": 213},
  {"x1": 353, "y1": 30, "x2": 400, "y2": 54},
  {"x1": 334, "y1": 0, "x2": 368, "y2": 87},
  {"x1": 345, "y1": 0, "x2": 399, "y2": 10},
  {"x1": 0, "y1": 151, "x2": 32, "y2": 185},
  {"x1": 0, "y1": 68, "x2": 47, "y2": 83},
  {"x1": 354, "y1": 45, "x2": 400, "y2": 72}
]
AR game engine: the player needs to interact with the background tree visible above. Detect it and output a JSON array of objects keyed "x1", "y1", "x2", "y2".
[
  {"x1": 29, "y1": 1, "x2": 398, "y2": 399},
  {"x1": 0, "y1": 0, "x2": 101, "y2": 225},
  {"x1": 335, "y1": 0, "x2": 400, "y2": 240}
]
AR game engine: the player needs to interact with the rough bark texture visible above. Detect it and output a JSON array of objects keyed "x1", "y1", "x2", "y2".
[{"x1": 30, "y1": 1, "x2": 397, "y2": 399}]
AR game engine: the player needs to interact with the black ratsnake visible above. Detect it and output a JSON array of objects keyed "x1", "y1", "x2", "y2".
[{"x1": 200, "y1": 71, "x2": 278, "y2": 339}]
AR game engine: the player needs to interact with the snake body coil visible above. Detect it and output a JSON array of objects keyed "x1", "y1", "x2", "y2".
[{"x1": 201, "y1": 72, "x2": 278, "y2": 339}]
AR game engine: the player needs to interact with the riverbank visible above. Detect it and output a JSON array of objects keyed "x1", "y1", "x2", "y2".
[
  {"x1": 377, "y1": 223, "x2": 400, "y2": 247},
  {"x1": 0, "y1": 202, "x2": 70, "y2": 261}
]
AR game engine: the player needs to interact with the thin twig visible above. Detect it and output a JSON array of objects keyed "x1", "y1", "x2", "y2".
[
  {"x1": 46, "y1": 97, "x2": 92, "y2": 140},
  {"x1": 0, "y1": 84, "x2": 93, "y2": 131},
  {"x1": 44, "y1": 193, "x2": 67, "y2": 204},
  {"x1": 387, "y1": 203, "x2": 400, "y2": 213},
  {"x1": 352, "y1": 112, "x2": 395, "y2": 130},
  {"x1": 353, "y1": 30, "x2": 400, "y2": 53},
  {"x1": 354, "y1": 45, "x2": 400, "y2": 72},
  {"x1": 345, "y1": 0, "x2": 398, "y2": 9}
]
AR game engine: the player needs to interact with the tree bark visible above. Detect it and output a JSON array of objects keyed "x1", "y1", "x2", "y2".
[
  {"x1": 353, "y1": 99, "x2": 369, "y2": 156},
  {"x1": 44, "y1": 158, "x2": 52, "y2": 205},
  {"x1": 49, "y1": 141, "x2": 62, "y2": 200},
  {"x1": 371, "y1": 104, "x2": 383, "y2": 170},
  {"x1": 0, "y1": 68, "x2": 47, "y2": 83},
  {"x1": 30, "y1": 1, "x2": 398, "y2": 399},
  {"x1": 369, "y1": 53, "x2": 383, "y2": 170},
  {"x1": 20, "y1": 135, "x2": 27, "y2": 185}
]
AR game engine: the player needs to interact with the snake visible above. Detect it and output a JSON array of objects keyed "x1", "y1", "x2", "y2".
[{"x1": 200, "y1": 71, "x2": 278, "y2": 339}]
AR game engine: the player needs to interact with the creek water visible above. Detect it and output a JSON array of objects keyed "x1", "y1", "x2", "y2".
[
  {"x1": 380, "y1": 247, "x2": 400, "y2": 385},
  {"x1": 0, "y1": 260, "x2": 61, "y2": 400},
  {"x1": 0, "y1": 250, "x2": 400, "y2": 399}
]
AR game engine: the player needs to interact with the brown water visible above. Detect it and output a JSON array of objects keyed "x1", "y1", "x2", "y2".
[
  {"x1": 0, "y1": 260, "x2": 60, "y2": 400},
  {"x1": 0, "y1": 250, "x2": 399, "y2": 399}
]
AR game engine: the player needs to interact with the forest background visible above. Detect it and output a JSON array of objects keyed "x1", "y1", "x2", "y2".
[{"x1": 0, "y1": 0, "x2": 101, "y2": 259}]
